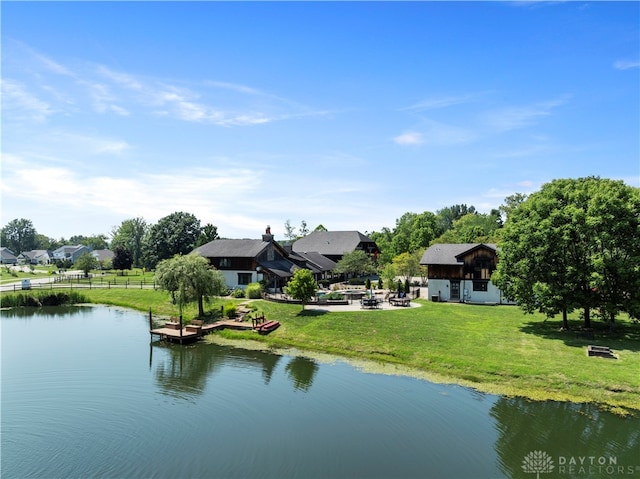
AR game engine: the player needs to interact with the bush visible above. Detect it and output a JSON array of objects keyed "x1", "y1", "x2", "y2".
[
  {"x1": 231, "y1": 288, "x2": 245, "y2": 298},
  {"x1": 0, "y1": 291, "x2": 88, "y2": 308},
  {"x1": 348, "y1": 278, "x2": 365, "y2": 285},
  {"x1": 225, "y1": 305, "x2": 237, "y2": 318},
  {"x1": 245, "y1": 282, "x2": 263, "y2": 299},
  {"x1": 323, "y1": 292, "x2": 344, "y2": 300}
]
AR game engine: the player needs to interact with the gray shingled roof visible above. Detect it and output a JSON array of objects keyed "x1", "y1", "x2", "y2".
[
  {"x1": 289, "y1": 251, "x2": 337, "y2": 272},
  {"x1": 420, "y1": 243, "x2": 497, "y2": 265},
  {"x1": 193, "y1": 239, "x2": 269, "y2": 258},
  {"x1": 292, "y1": 231, "x2": 373, "y2": 256}
]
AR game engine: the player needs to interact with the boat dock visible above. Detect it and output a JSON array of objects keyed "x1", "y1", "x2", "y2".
[{"x1": 149, "y1": 310, "x2": 279, "y2": 344}]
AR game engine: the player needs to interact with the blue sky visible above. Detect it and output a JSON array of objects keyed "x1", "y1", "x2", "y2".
[{"x1": 2, "y1": 1, "x2": 638, "y2": 241}]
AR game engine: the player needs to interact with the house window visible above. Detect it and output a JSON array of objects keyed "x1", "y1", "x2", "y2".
[
  {"x1": 237, "y1": 273, "x2": 252, "y2": 285},
  {"x1": 473, "y1": 280, "x2": 488, "y2": 292},
  {"x1": 220, "y1": 258, "x2": 231, "y2": 268}
]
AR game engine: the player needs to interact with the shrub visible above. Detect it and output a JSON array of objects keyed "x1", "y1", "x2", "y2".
[
  {"x1": 245, "y1": 282, "x2": 263, "y2": 299},
  {"x1": 348, "y1": 278, "x2": 365, "y2": 285},
  {"x1": 231, "y1": 288, "x2": 245, "y2": 298},
  {"x1": 0, "y1": 291, "x2": 88, "y2": 308},
  {"x1": 225, "y1": 305, "x2": 237, "y2": 318},
  {"x1": 323, "y1": 292, "x2": 344, "y2": 300}
]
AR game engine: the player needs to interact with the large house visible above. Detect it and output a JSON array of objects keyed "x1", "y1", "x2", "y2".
[
  {"x1": 420, "y1": 243, "x2": 512, "y2": 304},
  {"x1": 193, "y1": 227, "x2": 375, "y2": 291},
  {"x1": 193, "y1": 227, "x2": 298, "y2": 292},
  {"x1": 52, "y1": 245, "x2": 91, "y2": 263},
  {"x1": 17, "y1": 250, "x2": 52, "y2": 265},
  {"x1": 1, "y1": 247, "x2": 18, "y2": 265},
  {"x1": 291, "y1": 230, "x2": 379, "y2": 263}
]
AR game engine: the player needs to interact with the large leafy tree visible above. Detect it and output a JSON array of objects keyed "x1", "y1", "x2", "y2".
[
  {"x1": 196, "y1": 223, "x2": 219, "y2": 247},
  {"x1": 155, "y1": 254, "x2": 226, "y2": 317},
  {"x1": 392, "y1": 251, "x2": 421, "y2": 283},
  {"x1": 431, "y1": 212, "x2": 501, "y2": 244},
  {"x1": 494, "y1": 177, "x2": 639, "y2": 328},
  {"x1": 436, "y1": 204, "x2": 476, "y2": 232},
  {"x1": 142, "y1": 212, "x2": 201, "y2": 269},
  {"x1": 284, "y1": 268, "x2": 318, "y2": 311},
  {"x1": 111, "y1": 217, "x2": 148, "y2": 268},
  {"x1": 69, "y1": 234, "x2": 109, "y2": 250},
  {"x1": 74, "y1": 252, "x2": 99, "y2": 277},
  {"x1": 1, "y1": 218, "x2": 38, "y2": 254},
  {"x1": 333, "y1": 250, "x2": 376, "y2": 278}
]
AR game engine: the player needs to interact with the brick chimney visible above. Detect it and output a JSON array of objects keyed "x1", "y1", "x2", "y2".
[{"x1": 262, "y1": 225, "x2": 274, "y2": 242}]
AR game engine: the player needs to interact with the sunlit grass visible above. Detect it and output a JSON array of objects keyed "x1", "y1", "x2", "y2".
[{"x1": 211, "y1": 300, "x2": 640, "y2": 414}]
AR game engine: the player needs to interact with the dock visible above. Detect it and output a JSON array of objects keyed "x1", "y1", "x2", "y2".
[{"x1": 149, "y1": 311, "x2": 277, "y2": 344}]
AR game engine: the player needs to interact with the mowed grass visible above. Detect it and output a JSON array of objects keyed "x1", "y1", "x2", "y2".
[
  {"x1": 214, "y1": 300, "x2": 640, "y2": 415},
  {"x1": 4, "y1": 288, "x2": 638, "y2": 414}
]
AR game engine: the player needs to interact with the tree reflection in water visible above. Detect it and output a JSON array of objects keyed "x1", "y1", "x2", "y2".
[
  {"x1": 491, "y1": 396, "x2": 640, "y2": 478},
  {"x1": 285, "y1": 356, "x2": 319, "y2": 392},
  {"x1": 151, "y1": 341, "x2": 319, "y2": 398}
]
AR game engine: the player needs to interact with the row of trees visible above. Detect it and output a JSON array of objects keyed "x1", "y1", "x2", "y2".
[{"x1": 0, "y1": 219, "x2": 110, "y2": 256}]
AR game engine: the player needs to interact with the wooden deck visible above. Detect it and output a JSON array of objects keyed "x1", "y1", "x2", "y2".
[{"x1": 150, "y1": 319, "x2": 254, "y2": 344}]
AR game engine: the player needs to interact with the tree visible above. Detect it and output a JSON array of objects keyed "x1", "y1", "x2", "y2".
[
  {"x1": 284, "y1": 268, "x2": 318, "y2": 310},
  {"x1": 1, "y1": 218, "x2": 37, "y2": 254},
  {"x1": 142, "y1": 212, "x2": 201, "y2": 269},
  {"x1": 494, "y1": 177, "x2": 640, "y2": 328},
  {"x1": 333, "y1": 250, "x2": 376, "y2": 278},
  {"x1": 298, "y1": 220, "x2": 309, "y2": 238},
  {"x1": 69, "y1": 234, "x2": 109, "y2": 250},
  {"x1": 111, "y1": 217, "x2": 147, "y2": 268},
  {"x1": 74, "y1": 252, "x2": 99, "y2": 278},
  {"x1": 112, "y1": 246, "x2": 134, "y2": 272},
  {"x1": 155, "y1": 254, "x2": 226, "y2": 317},
  {"x1": 283, "y1": 219, "x2": 296, "y2": 241},
  {"x1": 392, "y1": 252, "x2": 420, "y2": 283},
  {"x1": 436, "y1": 204, "x2": 476, "y2": 232},
  {"x1": 196, "y1": 223, "x2": 219, "y2": 247},
  {"x1": 431, "y1": 213, "x2": 500, "y2": 244}
]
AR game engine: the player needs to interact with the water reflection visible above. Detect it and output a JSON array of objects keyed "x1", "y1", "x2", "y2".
[
  {"x1": 150, "y1": 341, "x2": 319, "y2": 397},
  {"x1": 0, "y1": 305, "x2": 88, "y2": 318},
  {"x1": 492, "y1": 397, "x2": 640, "y2": 478},
  {"x1": 285, "y1": 356, "x2": 319, "y2": 391}
]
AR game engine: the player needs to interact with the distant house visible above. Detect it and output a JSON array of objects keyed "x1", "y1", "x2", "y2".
[
  {"x1": 193, "y1": 227, "x2": 298, "y2": 292},
  {"x1": 420, "y1": 243, "x2": 513, "y2": 304},
  {"x1": 52, "y1": 245, "x2": 91, "y2": 264},
  {"x1": 17, "y1": 250, "x2": 52, "y2": 265},
  {"x1": 1, "y1": 247, "x2": 18, "y2": 265},
  {"x1": 291, "y1": 230, "x2": 379, "y2": 263},
  {"x1": 92, "y1": 249, "x2": 115, "y2": 265}
]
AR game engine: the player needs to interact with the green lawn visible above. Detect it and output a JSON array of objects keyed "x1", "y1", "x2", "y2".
[
  {"x1": 214, "y1": 300, "x2": 640, "y2": 415},
  {"x1": 3, "y1": 288, "x2": 638, "y2": 414}
]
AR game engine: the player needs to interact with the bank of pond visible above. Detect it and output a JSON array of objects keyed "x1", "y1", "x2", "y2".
[{"x1": 2, "y1": 305, "x2": 639, "y2": 479}]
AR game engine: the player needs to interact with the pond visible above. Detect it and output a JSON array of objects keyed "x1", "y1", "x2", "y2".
[{"x1": 2, "y1": 306, "x2": 639, "y2": 478}]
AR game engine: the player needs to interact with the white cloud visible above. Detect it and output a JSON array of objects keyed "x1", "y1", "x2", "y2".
[
  {"x1": 614, "y1": 60, "x2": 640, "y2": 70},
  {"x1": 393, "y1": 131, "x2": 424, "y2": 146}
]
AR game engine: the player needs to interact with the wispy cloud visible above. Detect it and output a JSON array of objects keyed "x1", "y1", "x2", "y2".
[
  {"x1": 614, "y1": 60, "x2": 640, "y2": 71},
  {"x1": 401, "y1": 93, "x2": 482, "y2": 112},
  {"x1": 481, "y1": 97, "x2": 569, "y2": 133},
  {"x1": 5, "y1": 42, "x2": 324, "y2": 128},
  {"x1": 1, "y1": 79, "x2": 53, "y2": 122}
]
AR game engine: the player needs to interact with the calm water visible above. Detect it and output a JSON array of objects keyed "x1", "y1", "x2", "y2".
[{"x1": 1, "y1": 306, "x2": 638, "y2": 479}]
